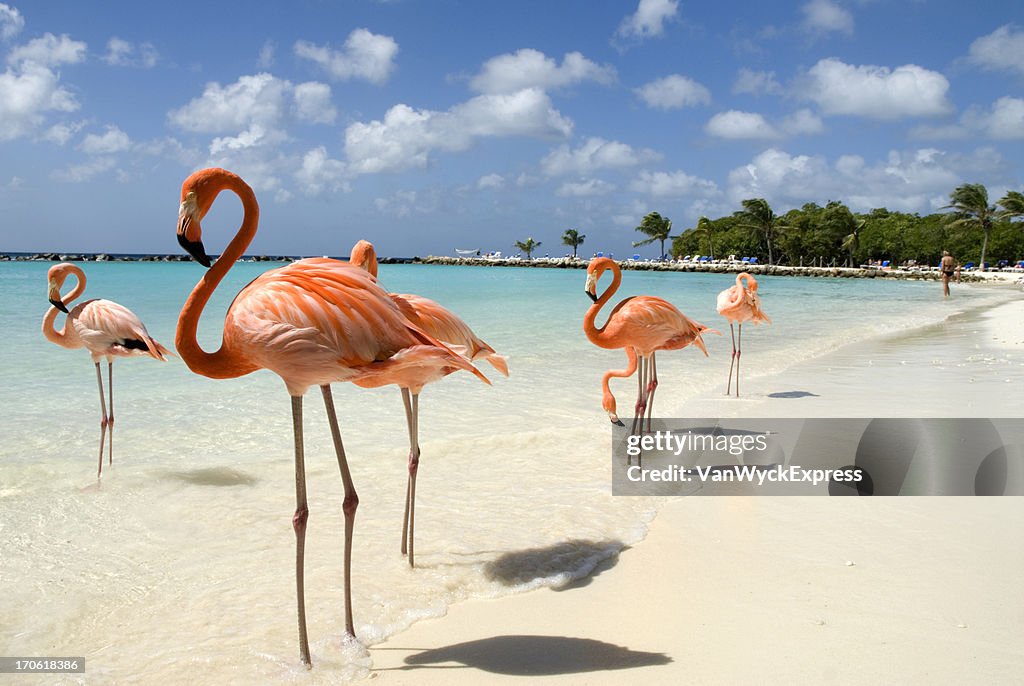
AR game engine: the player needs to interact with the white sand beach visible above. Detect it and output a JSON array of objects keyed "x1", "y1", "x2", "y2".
[{"x1": 372, "y1": 291, "x2": 1024, "y2": 685}]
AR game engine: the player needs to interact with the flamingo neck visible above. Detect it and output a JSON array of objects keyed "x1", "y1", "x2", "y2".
[
  {"x1": 175, "y1": 173, "x2": 261, "y2": 379},
  {"x1": 584, "y1": 262, "x2": 622, "y2": 346},
  {"x1": 42, "y1": 264, "x2": 86, "y2": 349},
  {"x1": 601, "y1": 347, "x2": 637, "y2": 416}
]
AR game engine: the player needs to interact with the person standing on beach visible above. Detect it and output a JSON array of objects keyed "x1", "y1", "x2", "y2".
[{"x1": 941, "y1": 251, "x2": 960, "y2": 297}]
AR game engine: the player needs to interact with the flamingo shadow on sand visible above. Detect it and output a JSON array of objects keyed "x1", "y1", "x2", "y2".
[{"x1": 394, "y1": 635, "x2": 672, "y2": 676}]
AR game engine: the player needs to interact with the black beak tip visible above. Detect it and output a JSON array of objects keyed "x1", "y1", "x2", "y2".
[
  {"x1": 49, "y1": 298, "x2": 69, "y2": 314},
  {"x1": 178, "y1": 233, "x2": 212, "y2": 268},
  {"x1": 586, "y1": 290, "x2": 598, "y2": 303},
  {"x1": 612, "y1": 419, "x2": 625, "y2": 427}
]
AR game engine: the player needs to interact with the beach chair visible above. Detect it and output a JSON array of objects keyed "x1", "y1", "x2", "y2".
[
  {"x1": 963, "y1": 262, "x2": 975, "y2": 271},
  {"x1": 881, "y1": 260, "x2": 890, "y2": 268},
  {"x1": 749, "y1": 257, "x2": 758, "y2": 264}
]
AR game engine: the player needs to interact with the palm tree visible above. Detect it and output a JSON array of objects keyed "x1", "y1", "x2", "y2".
[
  {"x1": 695, "y1": 216, "x2": 714, "y2": 260},
  {"x1": 735, "y1": 198, "x2": 784, "y2": 265},
  {"x1": 841, "y1": 219, "x2": 865, "y2": 267},
  {"x1": 998, "y1": 190, "x2": 1024, "y2": 220},
  {"x1": 562, "y1": 228, "x2": 585, "y2": 258},
  {"x1": 944, "y1": 183, "x2": 996, "y2": 270},
  {"x1": 514, "y1": 236, "x2": 542, "y2": 260},
  {"x1": 633, "y1": 211, "x2": 673, "y2": 260}
]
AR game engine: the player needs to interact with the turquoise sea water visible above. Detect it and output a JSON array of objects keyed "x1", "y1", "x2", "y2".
[{"x1": 0, "y1": 260, "x2": 1016, "y2": 683}]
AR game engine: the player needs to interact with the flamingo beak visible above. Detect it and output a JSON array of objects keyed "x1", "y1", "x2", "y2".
[
  {"x1": 177, "y1": 214, "x2": 212, "y2": 268},
  {"x1": 586, "y1": 290, "x2": 598, "y2": 303},
  {"x1": 47, "y1": 281, "x2": 69, "y2": 313},
  {"x1": 585, "y1": 272, "x2": 598, "y2": 301},
  {"x1": 611, "y1": 418, "x2": 625, "y2": 427}
]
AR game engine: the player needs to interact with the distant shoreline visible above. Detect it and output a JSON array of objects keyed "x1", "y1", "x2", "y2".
[{"x1": 4, "y1": 251, "x2": 1017, "y2": 283}]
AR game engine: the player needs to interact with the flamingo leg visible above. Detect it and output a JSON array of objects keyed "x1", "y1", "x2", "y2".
[
  {"x1": 320, "y1": 385, "x2": 358, "y2": 639},
  {"x1": 290, "y1": 395, "x2": 311, "y2": 667},
  {"x1": 94, "y1": 362, "x2": 109, "y2": 478},
  {"x1": 736, "y1": 324, "x2": 743, "y2": 398},
  {"x1": 631, "y1": 354, "x2": 647, "y2": 438},
  {"x1": 399, "y1": 388, "x2": 421, "y2": 567},
  {"x1": 107, "y1": 361, "x2": 114, "y2": 466},
  {"x1": 644, "y1": 352, "x2": 658, "y2": 434},
  {"x1": 726, "y1": 323, "x2": 736, "y2": 396}
]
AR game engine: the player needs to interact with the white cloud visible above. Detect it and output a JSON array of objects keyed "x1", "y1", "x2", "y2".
[
  {"x1": 724, "y1": 147, "x2": 988, "y2": 213},
  {"x1": 102, "y1": 37, "x2": 158, "y2": 67},
  {"x1": 295, "y1": 146, "x2": 349, "y2": 195},
  {"x1": 41, "y1": 120, "x2": 85, "y2": 145},
  {"x1": 967, "y1": 25, "x2": 1024, "y2": 76},
  {"x1": 0, "y1": 62, "x2": 79, "y2": 141},
  {"x1": 615, "y1": 0, "x2": 679, "y2": 42},
  {"x1": 800, "y1": 58, "x2": 952, "y2": 120},
  {"x1": 344, "y1": 88, "x2": 572, "y2": 175},
  {"x1": 477, "y1": 173, "x2": 504, "y2": 189},
  {"x1": 541, "y1": 137, "x2": 661, "y2": 176},
  {"x1": 961, "y1": 96, "x2": 1024, "y2": 140},
  {"x1": 79, "y1": 125, "x2": 132, "y2": 154},
  {"x1": 258, "y1": 40, "x2": 274, "y2": 69},
  {"x1": 634, "y1": 74, "x2": 710, "y2": 110},
  {"x1": 169, "y1": 73, "x2": 336, "y2": 156},
  {"x1": 629, "y1": 170, "x2": 720, "y2": 198},
  {"x1": 294, "y1": 29, "x2": 398, "y2": 84},
  {"x1": 732, "y1": 68, "x2": 782, "y2": 96},
  {"x1": 0, "y1": 3, "x2": 24, "y2": 41},
  {"x1": 470, "y1": 49, "x2": 615, "y2": 94},
  {"x1": 705, "y1": 110, "x2": 779, "y2": 139},
  {"x1": 801, "y1": 0, "x2": 853, "y2": 36},
  {"x1": 51, "y1": 156, "x2": 117, "y2": 183},
  {"x1": 556, "y1": 179, "x2": 616, "y2": 197},
  {"x1": 780, "y1": 108, "x2": 825, "y2": 136},
  {"x1": 293, "y1": 81, "x2": 337, "y2": 124},
  {"x1": 373, "y1": 189, "x2": 440, "y2": 218},
  {"x1": 8, "y1": 33, "x2": 86, "y2": 67},
  {"x1": 169, "y1": 73, "x2": 290, "y2": 134}
]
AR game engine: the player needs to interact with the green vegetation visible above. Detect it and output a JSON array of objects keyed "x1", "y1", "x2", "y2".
[
  {"x1": 670, "y1": 184, "x2": 1024, "y2": 268},
  {"x1": 632, "y1": 211, "x2": 674, "y2": 260},
  {"x1": 562, "y1": 228, "x2": 585, "y2": 258},
  {"x1": 514, "y1": 236, "x2": 542, "y2": 259}
]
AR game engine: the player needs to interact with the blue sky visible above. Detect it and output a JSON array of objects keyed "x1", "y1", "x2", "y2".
[{"x1": 0, "y1": 0, "x2": 1021, "y2": 257}]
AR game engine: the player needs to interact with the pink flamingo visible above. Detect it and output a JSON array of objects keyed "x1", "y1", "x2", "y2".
[
  {"x1": 174, "y1": 169, "x2": 488, "y2": 667},
  {"x1": 42, "y1": 262, "x2": 171, "y2": 477},
  {"x1": 716, "y1": 272, "x2": 771, "y2": 397},
  {"x1": 583, "y1": 257, "x2": 717, "y2": 435},
  {"x1": 349, "y1": 240, "x2": 507, "y2": 567}
]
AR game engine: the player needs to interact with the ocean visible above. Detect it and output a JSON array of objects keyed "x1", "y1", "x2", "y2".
[{"x1": 1, "y1": 260, "x2": 1016, "y2": 683}]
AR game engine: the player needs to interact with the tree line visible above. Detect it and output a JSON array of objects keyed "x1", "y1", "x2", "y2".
[
  {"x1": 667, "y1": 184, "x2": 1024, "y2": 269},
  {"x1": 509, "y1": 183, "x2": 1022, "y2": 267}
]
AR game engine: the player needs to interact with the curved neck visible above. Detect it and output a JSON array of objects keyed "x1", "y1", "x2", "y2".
[
  {"x1": 602, "y1": 346, "x2": 637, "y2": 411},
  {"x1": 176, "y1": 174, "x2": 261, "y2": 379},
  {"x1": 43, "y1": 265, "x2": 86, "y2": 349},
  {"x1": 584, "y1": 262, "x2": 622, "y2": 345}
]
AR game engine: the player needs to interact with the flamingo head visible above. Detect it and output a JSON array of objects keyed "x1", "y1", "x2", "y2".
[
  {"x1": 602, "y1": 392, "x2": 623, "y2": 425},
  {"x1": 176, "y1": 172, "x2": 220, "y2": 268},
  {"x1": 585, "y1": 257, "x2": 615, "y2": 302},
  {"x1": 46, "y1": 265, "x2": 69, "y2": 313},
  {"x1": 349, "y1": 240, "x2": 379, "y2": 278}
]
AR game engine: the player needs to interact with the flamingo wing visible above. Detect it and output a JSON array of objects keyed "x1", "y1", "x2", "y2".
[
  {"x1": 612, "y1": 296, "x2": 716, "y2": 355},
  {"x1": 226, "y1": 260, "x2": 487, "y2": 393},
  {"x1": 391, "y1": 293, "x2": 509, "y2": 376},
  {"x1": 72, "y1": 299, "x2": 170, "y2": 360}
]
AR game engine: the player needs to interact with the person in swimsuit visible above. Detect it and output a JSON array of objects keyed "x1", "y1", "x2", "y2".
[{"x1": 940, "y1": 251, "x2": 959, "y2": 297}]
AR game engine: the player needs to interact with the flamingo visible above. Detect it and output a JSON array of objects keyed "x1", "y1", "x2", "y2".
[
  {"x1": 583, "y1": 257, "x2": 717, "y2": 436},
  {"x1": 716, "y1": 272, "x2": 771, "y2": 397},
  {"x1": 42, "y1": 262, "x2": 171, "y2": 477},
  {"x1": 173, "y1": 168, "x2": 488, "y2": 667},
  {"x1": 348, "y1": 239, "x2": 507, "y2": 567}
]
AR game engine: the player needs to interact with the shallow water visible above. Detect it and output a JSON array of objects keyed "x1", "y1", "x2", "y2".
[{"x1": 0, "y1": 260, "x2": 1015, "y2": 683}]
